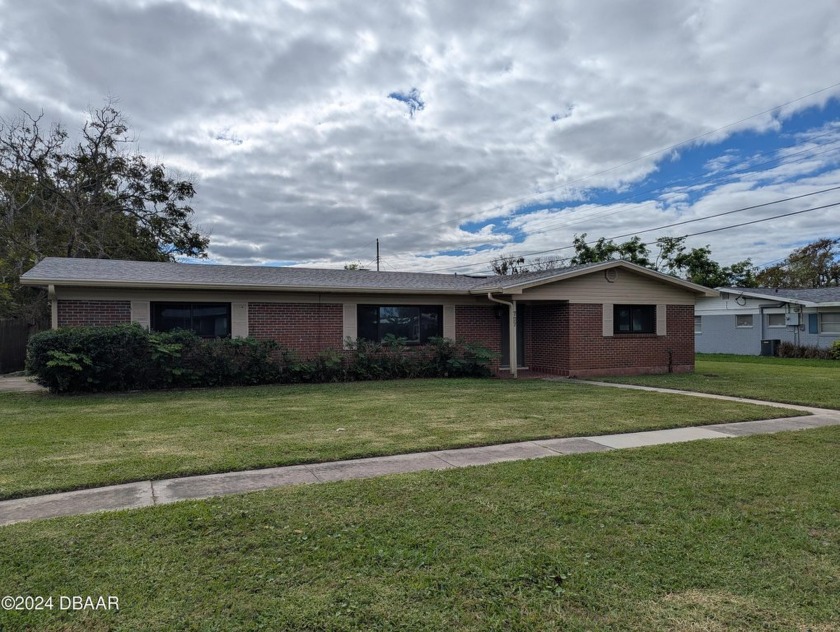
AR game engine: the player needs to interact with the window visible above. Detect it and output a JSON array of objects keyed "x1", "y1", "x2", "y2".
[
  {"x1": 767, "y1": 313, "x2": 786, "y2": 328},
  {"x1": 820, "y1": 312, "x2": 840, "y2": 334},
  {"x1": 736, "y1": 314, "x2": 753, "y2": 328},
  {"x1": 694, "y1": 315, "x2": 702, "y2": 333},
  {"x1": 613, "y1": 305, "x2": 656, "y2": 334},
  {"x1": 151, "y1": 302, "x2": 231, "y2": 338},
  {"x1": 357, "y1": 305, "x2": 443, "y2": 344}
]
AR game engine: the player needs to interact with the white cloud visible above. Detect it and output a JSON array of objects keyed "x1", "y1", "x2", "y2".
[{"x1": 1, "y1": 0, "x2": 840, "y2": 274}]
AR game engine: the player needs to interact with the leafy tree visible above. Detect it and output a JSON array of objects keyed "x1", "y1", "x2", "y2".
[
  {"x1": 570, "y1": 233, "x2": 756, "y2": 288},
  {"x1": 755, "y1": 238, "x2": 840, "y2": 288},
  {"x1": 570, "y1": 234, "x2": 652, "y2": 267},
  {"x1": 0, "y1": 103, "x2": 208, "y2": 320}
]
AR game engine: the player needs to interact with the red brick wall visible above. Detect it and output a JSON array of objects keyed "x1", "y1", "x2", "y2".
[
  {"x1": 529, "y1": 303, "x2": 570, "y2": 375},
  {"x1": 567, "y1": 304, "x2": 694, "y2": 377},
  {"x1": 455, "y1": 305, "x2": 502, "y2": 373},
  {"x1": 57, "y1": 300, "x2": 131, "y2": 327},
  {"x1": 248, "y1": 302, "x2": 343, "y2": 357}
]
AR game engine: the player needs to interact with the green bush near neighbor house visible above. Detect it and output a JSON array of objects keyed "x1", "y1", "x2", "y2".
[
  {"x1": 777, "y1": 340, "x2": 838, "y2": 360},
  {"x1": 26, "y1": 324, "x2": 495, "y2": 393}
]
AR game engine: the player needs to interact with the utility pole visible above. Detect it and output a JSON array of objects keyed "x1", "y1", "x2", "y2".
[{"x1": 376, "y1": 238, "x2": 380, "y2": 272}]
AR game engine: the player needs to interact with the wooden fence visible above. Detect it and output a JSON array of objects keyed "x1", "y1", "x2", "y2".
[{"x1": 0, "y1": 319, "x2": 49, "y2": 374}]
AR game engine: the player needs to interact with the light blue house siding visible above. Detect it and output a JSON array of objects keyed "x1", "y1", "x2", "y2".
[{"x1": 695, "y1": 288, "x2": 840, "y2": 355}]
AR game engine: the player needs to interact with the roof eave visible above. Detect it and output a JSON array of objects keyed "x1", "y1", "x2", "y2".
[
  {"x1": 717, "y1": 289, "x2": 819, "y2": 307},
  {"x1": 20, "y1": 278, "x2": 471, "y2": 295}
]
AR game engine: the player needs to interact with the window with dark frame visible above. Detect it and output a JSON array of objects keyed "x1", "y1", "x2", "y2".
[
  {"x1": 151, "y1": 302, "x2": 232, "y2": 338},
  {"x1": 357, "y1": 305, "x2": 443, "y2": 344},
  {"x1": 613, "y1": 304, "x2": 656, "y2": 334}
]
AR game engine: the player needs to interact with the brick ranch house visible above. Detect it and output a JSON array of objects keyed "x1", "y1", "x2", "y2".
[{"x1": 21, "y1": 257, "x2": 717, "y2": 378}]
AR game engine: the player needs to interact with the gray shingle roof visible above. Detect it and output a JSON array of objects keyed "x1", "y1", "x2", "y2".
[
  {"x1": 721, "y1": 286, "x2": 840, "y2": 305},
  {"x1": 21, "y1": 257, "x2": 714, "y2": 296},
  {"x1": 21, "y1": 257, "x2": 487, "y2": 292}
]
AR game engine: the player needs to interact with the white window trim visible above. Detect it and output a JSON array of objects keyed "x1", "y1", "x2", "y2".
[
  {"x1": 735, "y1": 314, "x2": 754, "y2": 328},
  {"x1": 819, "y1": 312, "x2": 840, "y2": 335},
  {"x1": 766, "y1": 313, "x2": 787, "y2": 329}
]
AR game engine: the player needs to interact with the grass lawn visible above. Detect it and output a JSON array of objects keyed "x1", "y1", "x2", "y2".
[
  {"x1": 597, "y1": 354, "x2": 840, "y2": 409},
  {"x1": 1, "y1": 427, "x2": 837, "y2": 631},
  {"x1": 0, "y1": 378, "x2": 794, "y2": 501}
]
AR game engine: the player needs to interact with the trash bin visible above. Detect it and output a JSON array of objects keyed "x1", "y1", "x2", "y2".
[{"x1": 760, "y1": 339, "x2": 781, "y2": 356}]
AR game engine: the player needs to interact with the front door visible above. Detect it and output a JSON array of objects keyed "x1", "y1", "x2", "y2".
[{"x1": 500, "y1": 305, "x2": 526, "y2": 368}]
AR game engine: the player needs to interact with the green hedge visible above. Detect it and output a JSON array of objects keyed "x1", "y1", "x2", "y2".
[{"x1": 26, "y1": 324, "x2": 495, "y2": 393}]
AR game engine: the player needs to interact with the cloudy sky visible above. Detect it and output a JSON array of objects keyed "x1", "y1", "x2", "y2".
[{"x1": 2, "y1": 0, "x2": 839, "y2": 274}]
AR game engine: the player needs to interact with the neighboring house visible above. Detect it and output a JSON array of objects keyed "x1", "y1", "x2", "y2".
[
  {"x1": 21, "y1": 257, "x2": 716, "y2": 378},
  {"x1": 695, "y1": 287, "x2": 840, "y2": 355}
]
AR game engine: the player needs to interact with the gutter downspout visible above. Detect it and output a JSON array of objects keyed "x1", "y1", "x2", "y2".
[
  {"x1": 48, "y1": 284, "x2": 57, "y2": 330},
  {"x1": 487, "y1": 292, "x2": 517, "y2": 378}
]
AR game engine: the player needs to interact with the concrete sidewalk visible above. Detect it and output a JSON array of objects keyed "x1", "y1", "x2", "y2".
[{"x1": 3, "y1": 382, "x2": 839, "y2": 527}]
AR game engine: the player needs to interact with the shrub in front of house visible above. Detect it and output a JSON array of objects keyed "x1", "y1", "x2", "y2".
[
  {"x1": 27, "y1": 325, "x2": 284, "y2": 392},
  {"x1": 26, "y1": 325, "x2": 495, "y2": 393},
  {"x1": 26, "y1": 324, "x2": 152, "y2": 392}
]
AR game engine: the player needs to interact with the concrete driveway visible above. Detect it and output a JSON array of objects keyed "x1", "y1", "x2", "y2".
[{"x1": 0, "y1": 375, "x2": 47, "y2": 393}]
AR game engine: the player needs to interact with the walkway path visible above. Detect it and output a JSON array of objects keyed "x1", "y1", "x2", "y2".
[{"x1": 2, "y1": 383, "x2": 839, "y2": 527}]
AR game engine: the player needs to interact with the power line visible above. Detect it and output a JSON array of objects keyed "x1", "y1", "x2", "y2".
[
  {"x1": 414, "y1": 80, "x2": 840, "y2": 233},
  {"x1": 529, "y1": 201, "x2": 840, "y2": 262},
  {"x1": 339, "y1": 82, "x2": 840, "y2": 273},
  {"x1": 426, "y1": 190, "x2": 840, "y2": 272},
  {"x1": 505, "y1": 131, "x2": 840, "y2": 238},
  {"x1": 576, "y1": 185, "x2": 840, "y2": 243},
  {"x1": 682, "y1": 201, "x2": 840, "y2": 238}
]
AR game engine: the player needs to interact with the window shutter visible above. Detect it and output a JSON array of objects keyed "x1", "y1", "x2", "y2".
[
  {"x1": 443, "y1": 305, "x2": 456, "y2": 339},
  {"x1": 130, "y1": 301, "x2": 150, "y2": 330},
  {"x1": 656, "y1": 304, "x2": 667, "y2": 336},
  {"x1": 343, "y1": 303, "x2": 357, "y2": 348},
  {"x1": 808, "y1": 313, "x2": 819, "y2": 334},
  {"x1": 231, "y1": 302, "x2": 248, "y2": 338},
  {"x1": 602, "y1": 303, "x2": 613, "y2": 337}
]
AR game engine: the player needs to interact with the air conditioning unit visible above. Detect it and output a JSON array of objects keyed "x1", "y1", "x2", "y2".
[
  {"x1": 720, "y1": 292, "x2": 730, "y2": 300},
  {"x1": 785, "y1": 313, "x2": 800, "y2": 326}
]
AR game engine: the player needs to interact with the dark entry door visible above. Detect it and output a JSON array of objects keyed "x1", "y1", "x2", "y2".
[{"x1": 500, "y1": 305, "x2": 525, "y2": 367}]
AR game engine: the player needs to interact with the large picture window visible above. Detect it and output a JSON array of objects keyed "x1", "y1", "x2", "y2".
[
  {"x1": 357, "y1": 305, "x2": 443, "y2": 344},
  {"x1": 151, "y1": 302, "x2": 231, "y2": 338},
  {"x1": 614, "y1": 305, "x2": 656, "y2": 334}
]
